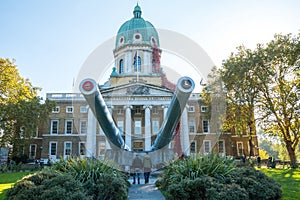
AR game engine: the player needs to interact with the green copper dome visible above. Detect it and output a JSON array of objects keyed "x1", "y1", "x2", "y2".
[{"x1": 115, "y1": 4, "x2": 160, "y2": 49}]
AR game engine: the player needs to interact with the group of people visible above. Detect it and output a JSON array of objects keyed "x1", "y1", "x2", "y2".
[{"x1": 131, "y1": 152, "x2": 152, "y2": 184}]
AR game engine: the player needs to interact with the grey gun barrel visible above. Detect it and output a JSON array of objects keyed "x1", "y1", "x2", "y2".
[
  {"x1": 79, "y1": 79, "x2": 130, "y2": 151},
  {"x1": 150, "y1": 76, "x2": 195, "y2": 151}
]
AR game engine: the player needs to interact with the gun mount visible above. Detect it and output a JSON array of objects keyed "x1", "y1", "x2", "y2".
[{"x1": 79, "y1": 76, "x2": 194, "y2": 152}]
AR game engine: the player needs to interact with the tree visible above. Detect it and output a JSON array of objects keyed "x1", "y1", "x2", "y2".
[
  {"x1": 220, "y1": 46, "x2": 260, "y2": 157},
  {"x1": 221, "y1": 33, "x2": 300, "y2": 168},
  {"x1": 0, "y1": 58, "x2": 54, "y2": 159}
]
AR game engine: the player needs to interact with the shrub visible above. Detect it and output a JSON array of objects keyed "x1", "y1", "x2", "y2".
[
  {"x1": 51, "y1": 158, "x2": 130, "y2": 200},
  {"x1": 5, "y1": 170, "x2": 91, "y2": 200},
  {"x1": 156, "y1": 153, "x2": 236, "y2": 189},
  {"x1": 164, "y1": 176, "x2": 249, "y2": 200},
  {"x1": 157, "y1": 153, "x2": 282, "y2": 200},
  {"x1": 228, "y1": 167, "x2": 282, "y2": 200}
]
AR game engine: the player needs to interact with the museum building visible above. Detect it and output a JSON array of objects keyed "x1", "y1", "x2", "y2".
[{"x1": 28, "y1": 4, "x2": 258, "y2": 166}]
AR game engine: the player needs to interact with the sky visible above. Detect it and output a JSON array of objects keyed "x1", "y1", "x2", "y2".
[{"x1": 1, "y1": 0, "x2": 299, "y2": 98}]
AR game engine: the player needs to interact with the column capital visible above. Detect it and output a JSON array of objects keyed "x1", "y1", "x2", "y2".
[
  {"x1": 107, "y1": 105, "x2": 114, "y2": 109},
  {"x1": 143, "y1": 105, "x2": 152, "y2": 109},
  {"x1": 161, "y1": 105, "x2": 168, "y2": 109},
  {"x1": 124, "y1": 105, "x2": 133, "y2": 109}
]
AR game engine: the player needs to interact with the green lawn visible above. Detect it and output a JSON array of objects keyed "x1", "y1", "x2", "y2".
[
  {"x1": 0, "y1": 172, "x2": 32, "y2": 200},
  {"x1": 259, "y1": 168, "x2": 300, "y2": 200}
]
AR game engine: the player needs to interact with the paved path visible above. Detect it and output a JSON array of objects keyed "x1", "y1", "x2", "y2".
[{"x1": 128, "y1": 176, "x2": 165, "y2": 200}]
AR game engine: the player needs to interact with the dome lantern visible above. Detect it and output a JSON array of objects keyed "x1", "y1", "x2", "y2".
[{"x1": 133, "y1": 4, "x2": 142, "y2": 18}]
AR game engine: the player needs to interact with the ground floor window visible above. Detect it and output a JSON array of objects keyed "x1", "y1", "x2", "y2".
[
  {"x1": 49, "y1": 142, "x2": 57, "y2": 159},
  {"x1": 218, "y1": 140, "x2": 225, "y2": 155},
  {"x1": 203, "y1": 140, "x2": 211, "y2": 154},
  {"x1": 29, "y1": 144, "x2": 37, "y2": 160},
  {"x1": 190, "y1": 141, "x2": 197, "y2": 154},
  {"x1": 79, "y1": 142, "x2": 86, "y2": 157},
  {"x1": 64, "y1": 142, "x2": 72, "y2": 159},
  {"x1": 237, "y1": 142, "x2": 244, "y2": 156},
  {"x1": 99, "y1": 142, "x2": 106, "y2": 159},
  {"x1": 133, "y1": 140, "x2": 144, "y2": 152}
]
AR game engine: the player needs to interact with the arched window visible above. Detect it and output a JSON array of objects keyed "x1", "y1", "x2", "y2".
[
  {"x1": 119, "y1": 59, "x2": 124, "y2": 74},
  {"x1": 134, "y1": 56, "x2": 141, "y2": 72}
]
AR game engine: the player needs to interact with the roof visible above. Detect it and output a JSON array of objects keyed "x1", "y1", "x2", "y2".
[{"x1": 115, "y1": 4, "x2": 160, "y2": 49}]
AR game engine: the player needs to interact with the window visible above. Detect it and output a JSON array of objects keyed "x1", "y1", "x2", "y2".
[
  {"x1": 201, "y1": 106, "x2": 208, "y2": 112},
  {"x1": 49, "y1": 142, "x2": 57, "y2": 157},
  {"x1": 135, "y1": 120, "x2": 142, "y2": 134},
  {"x1": 189, "y1": 121, "x2": 196, "y2": 133},
  {"x1": 64, "y1": 142, "x2": 72, "y2": 159},
  {"x1": 119, "y1": 59, "x2": 124, "y2": 74},
  {"x1": 65, "y1": 120, "x2": 73, "y2": 134},
  {"x1": 203, "y1": 140, "x2": 211, "y2": 154},
  {"x1": 80, "y1": 106, "x2": 87, "y2": 113},
  {"x1": 79, "y1": 142, "x2": 85, "y2": 156},
  {"x1": 152, "y1": 106, "x2": 158, "y2": 114},
  {"x1": 29, "y1": 144, "x2": 37, "y2": 160},
  {"x1": 66, "y1": 106, "x2": 74, "y2": 113},
  {"x1": 218, "y1": 140, "x2": 225, "y2": 155},
  {"x1": 152, "y1": 120, "x2": 159, "y2": 134},
  {"x1": 80, "y1": 120, "x2": 87, "y2": 134},
  {"x1": 133, "y1": 33, "x2": 142, "y2": 41},
  {"x1": 117, "y1": 120, "x2": 124, "y2": 132},
  {"x1": 135, "y1": 106, "x2": 141, "y2": 114},
  {"x1": 50, "y1": 120, "x2": 59, "y2": 134},
  {"x1": 188, "y1": 106, "x2": 195, "y2": 112},
  {"x1": 119, "y1": 36, "x2": 124, "y2": 45},
  {"x1": 237, "y1": 142, "x2": 244, "y2": 156},
  {"x1": 203, "y1": 120, "x2": 209, "y2": 133},
  {"x1": 190, "y1": 141, "x2": 197, "y2": 154},
  {"x1": 117, "y1": 106, "x2": 124, "y2": 114},
  {"x1": 52, "y1": 106, "x2": 60, "y2": 113},
  {"x1": 134, "y1": 56, "x2": 141, "y2": 72},
  {"x1": 133, "y1": 140, "x2": 144, "y2": 152},
  {"x1": 99, "y1": 142, "x2": 106, "y2": 159}
]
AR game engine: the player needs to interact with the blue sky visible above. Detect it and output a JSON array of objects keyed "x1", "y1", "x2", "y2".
[{"x1": 1, "y1": 0, "x2": 299, "y2": 98}]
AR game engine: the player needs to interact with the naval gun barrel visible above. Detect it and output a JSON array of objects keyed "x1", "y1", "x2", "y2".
[
  {"x1": 79, "y1": 79, "x2": 129, "y2": 151},
  {"x1": 150, "y1": 76, "x2": 195, "y2": 151}
]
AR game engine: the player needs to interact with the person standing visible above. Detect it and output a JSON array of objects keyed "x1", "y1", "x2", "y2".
[
  {"x1": 132, "y1": 154, "x2": 143, "y2": 184},
  {"x1": 143, "y1": 152, "x2": 152, "y2": 184}
]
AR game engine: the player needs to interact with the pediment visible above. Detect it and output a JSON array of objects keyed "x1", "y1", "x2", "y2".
[{"x1": 100, "y1": 83, "x2": 173, "y2": 97}]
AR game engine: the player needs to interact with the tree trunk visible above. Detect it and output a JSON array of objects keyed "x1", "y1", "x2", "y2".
[{"x1": 285, "y1": 140, "x2": 298, "y2": 168}]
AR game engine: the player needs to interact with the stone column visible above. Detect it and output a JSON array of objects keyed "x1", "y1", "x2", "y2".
[
  {"x1": 162, "y1": 105, "x2": 168, "y2": 120},
  {"x1": 86, "y1": 108, "x2": 97, "y2": 158},
  {"x1": 125, "y1": 105, "x2": 132, "y2": 150},
  {"x1": 180, "y1": 107, "x2": 190, "y2": 156},
  {"x1": 144, "y1": 105, "x2": 152, "y2": 151}
]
